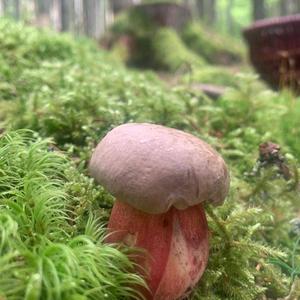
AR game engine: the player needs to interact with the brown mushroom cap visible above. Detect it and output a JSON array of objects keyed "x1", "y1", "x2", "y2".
[{"x1": 89, "y1": 123, "x2": 230, "y2": 214}]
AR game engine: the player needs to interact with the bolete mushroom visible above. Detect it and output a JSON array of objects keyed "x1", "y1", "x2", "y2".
[{"x1": 89, "y1": 123, "x2": 229, "y2": 300}]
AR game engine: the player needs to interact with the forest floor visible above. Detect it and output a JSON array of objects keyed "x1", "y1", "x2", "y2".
[{"x1": 0, "y1": 16, "x2": 300, "y2": 300}]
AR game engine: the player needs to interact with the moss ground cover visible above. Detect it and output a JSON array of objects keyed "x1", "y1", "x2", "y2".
[
  {"x1": 181, "y1": 22, "x2": 244, "y2": 66},
  {"x1": 0, "y1": 130, "x2": 145, "y2": 300},
  {"x1": 0, "y1": 19, "x2": 299, "y2": 299}
]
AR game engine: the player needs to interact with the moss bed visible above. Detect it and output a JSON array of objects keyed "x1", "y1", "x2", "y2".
[{"x1": 0, "y1": 19, "x2": 300, "y2": 299}]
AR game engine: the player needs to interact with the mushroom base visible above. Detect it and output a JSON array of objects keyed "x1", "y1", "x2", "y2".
[{"x1": 106, "y1": 200, "x2": 209, "y2": 300}]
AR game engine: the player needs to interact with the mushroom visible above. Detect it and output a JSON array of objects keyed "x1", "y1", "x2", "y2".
[{"x1": 89, "y1": 123, "x2": 229, "y2": 300}]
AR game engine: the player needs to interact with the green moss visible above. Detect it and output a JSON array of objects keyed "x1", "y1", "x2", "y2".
[
  {"x1": 111, "y1": 9, "x2": 156, "y2": 37},
  {"x1": 277, "y1": 93, "x2": 300, "y2": 156},
  {"x1": 184, "y1": 65, "x2": 240, "y2": 87},
  {"x1": 0, "y1": 130, "x2": 146, "y2": 300},
  {"x1": 0, "y1": 20, "x2": 187, "y2": 159},
  {"x1": 111, "y1": 38, "x2": 131, "y2": 63},
  {"x1": 0, "y1": 20, "x2": 299, "y2": 300},
  {"x1": 181, "y1": 22, "x2": 244, "y2": 65},
  {"x1": 152, "y1": 28, "x2": 205, "y2": 71}
]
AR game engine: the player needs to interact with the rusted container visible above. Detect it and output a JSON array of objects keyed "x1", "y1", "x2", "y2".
[{"x1": 243, "y1": 14, "x2": 300, "y2": 93}]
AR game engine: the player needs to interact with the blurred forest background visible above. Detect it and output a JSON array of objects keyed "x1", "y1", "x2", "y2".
[{"x1": 1, "y1": 0, "x2": 300, "y2": 40}]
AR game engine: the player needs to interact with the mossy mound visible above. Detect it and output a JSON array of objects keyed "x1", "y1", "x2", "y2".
[
  {"x1": 181, "y1": 22, "x2": 244, "y2": 65},
  {"x1": 105, "y1": 8, "x2": 204, "y2": 71},
  {"x1": 151, "y1": 28, "x2": 205, "y2": 71},
  {"x1": 103, "y1": 6, "x2": 243, "y2": 72}
]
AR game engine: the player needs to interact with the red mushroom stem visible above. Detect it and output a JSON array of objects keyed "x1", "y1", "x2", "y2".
[{"x1": 106, "y1": 200, "x2": 209, "y2": 300}]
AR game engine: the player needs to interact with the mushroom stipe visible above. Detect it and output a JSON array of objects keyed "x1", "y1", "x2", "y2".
[{"x1": 106, "y1": 200, "x2": 209, "y2": 299}]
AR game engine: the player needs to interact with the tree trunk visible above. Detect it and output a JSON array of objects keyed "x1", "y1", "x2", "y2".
[
  {"x1": 252, "y1": 0, "x2": 266, "y2": 20},
  {"x1": 73, "y1": 0, "x2": 82, "y2": 35},
  {"x1": 111, "y1": 0, "x2": 135, "y2": 14},
  {"x1": 280, "y1": 0, "x2": 289, "y2": 15},
  {"x1": 83, "y1": 0, "x2": 103, "y2": 39},
  {"x1": 50, "y1": 0, "x2": 60, "y2": 31},
  {"x1": 34, "y1": 0, "x2": 52, "y2": 28},
  {"x1": 83, "y1": 0, "x2": 95, "y2": 37},
  {"x1": 226, "y1": 0, "x2": 234, "y2": 33},
  {"x1": 183, "y1": 0, "x2": 189, "y2": 6},
  {"x1": 13, "y1": 0, "x2": 20, "y2": 20},
  {"x1": 60, "y1": 0, "x2": 71, "y2": 31},
  {"x1": 196, "y1": 0, "x2": 205, "y2": 19},
  {"x1": 206, "y1": 0, "x2": 216, "y2": 24},
  {"x1": 293, "y1": 0, "x2": 300, "y2": 12},
  {"x1": 35, "y1": 0, "x2": 50, "y2": 14},
  {"x1": 297, "y1": 0, "x2": 300, "y2": 11},
  {"x1": 1, "y1": 0, "x2": 15, "y2": 16},
  {"x1": 94, "y1": 0, "x2": 103, "y2": 39}
]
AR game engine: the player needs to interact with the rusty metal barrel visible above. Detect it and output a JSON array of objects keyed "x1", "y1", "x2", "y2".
[{"x1": 243, "y1": 14, "x2": 300, "y2": 93}]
